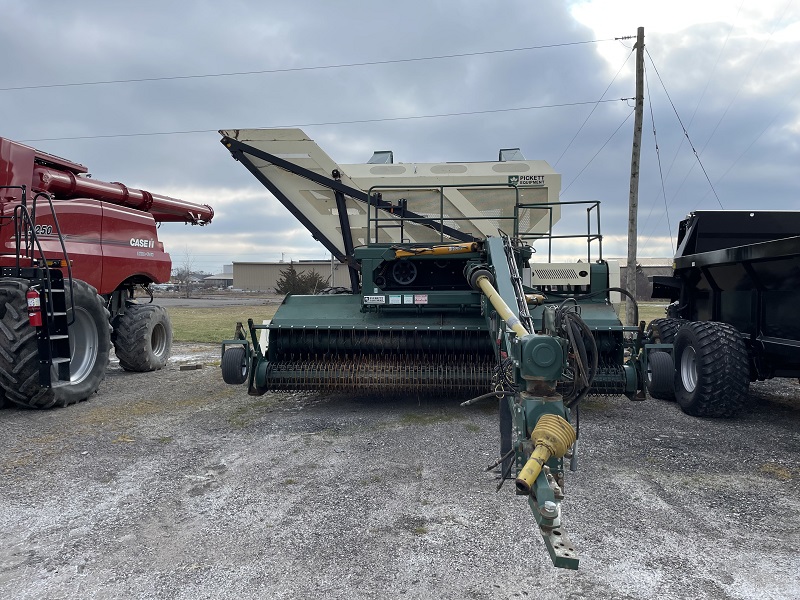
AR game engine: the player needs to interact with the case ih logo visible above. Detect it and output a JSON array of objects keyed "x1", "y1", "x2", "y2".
[
  {"x1": 130, "y1": 238, "x2": 155, "y2": 248},
  {"x1": 508, "y1": 175, "x2": 545, "y2": 186}
]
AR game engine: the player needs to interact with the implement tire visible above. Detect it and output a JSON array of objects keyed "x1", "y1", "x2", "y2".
[
  {"x1": 646, "y1": 351, "x2": 675, "y2": 401},
  {"x1": 673, "y1": 321, "x2": 750, "y2": 418},
  {"x1": 221, "y1": 346, "x2": 249, "y2": 385},
  {"x1": 113, "y1": 304, "x2": 172, "y2": 372},
  {"x1": 0, "y1": 278, "x2": 110, "y2": 409}
]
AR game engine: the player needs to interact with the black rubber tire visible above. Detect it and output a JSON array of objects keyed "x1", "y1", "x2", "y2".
[
  {"x1": 673, "y1": 321, "x2": 750, "y2": 417},
  {"x1": 646, "y1": 317, "x2": 683, "y2": 344},
  {"x1": 646, "y1": 351, "x2": 675, "y2": 401},
  {"x1": 221, "y1": 346, "x2": 249, "y2": 385},
  {"x1": 0, "y1": 278, "x2": 110, "y2": 409},
  {"x1": 113, "y1": 303, "x2": 173, "y2": 372}
]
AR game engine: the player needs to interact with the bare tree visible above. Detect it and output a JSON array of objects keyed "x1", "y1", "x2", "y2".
[{"x1": 172, "y1": 246, "x2": 197, "y2": 299}]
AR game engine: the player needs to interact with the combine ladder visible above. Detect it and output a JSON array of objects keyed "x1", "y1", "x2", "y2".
[{"x1": 1, "y1": 185, "x2": 74, "y2": 387}]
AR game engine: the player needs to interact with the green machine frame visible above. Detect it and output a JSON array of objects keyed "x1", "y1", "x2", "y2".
[{"x1": 220, "y1": 134, "x2": 646, "y2": 569}]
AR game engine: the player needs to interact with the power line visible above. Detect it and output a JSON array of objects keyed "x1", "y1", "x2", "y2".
[
  {"x1": 690, "y1": 86, "x2": 800, "y2": 210},
  {"x1": 1, "y1": 38, "x2": 617, "y2": 92},
  {"x1": 661, "y1": 0, "x2": 790, "y2": 211},
  {"x1": 561, "y1": 108, "x2": 634, "y2": 196},
  {"x1": 554, "y1": 47, "x2": 635, "y2": 167},
  {"x1": 645, "y1": 50, "x2": 724, "y2": 209},
  {"x1": 639, "y1": 62, "x2": 673, "y2": 256},
  {"x1": 660, "y1": 0, "x2": 744, "y2": 183},
  {"x1": 694, "y1": 0, "x2": 791, "y2": 158},
  {"x1": 19, "y1": 97, "x2": 632, "y2": 143}
]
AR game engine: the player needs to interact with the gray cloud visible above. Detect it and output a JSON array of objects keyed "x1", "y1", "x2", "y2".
[{"x1": 1, "y1": 1, "x2": 797, "y2": 275}]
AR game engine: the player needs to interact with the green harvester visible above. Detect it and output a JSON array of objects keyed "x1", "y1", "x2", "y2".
[{"x1": 219, "y1": 129, "x2": 646, "y2": 569}]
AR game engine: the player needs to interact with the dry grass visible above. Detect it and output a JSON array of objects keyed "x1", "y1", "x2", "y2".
[
  {"x1": 166, "y1": 305, "x2": 278, "y2": 343},
  {"x1": 637, "y1": 302, "x2": 670, "y2": 325},
  {"x1": 166, "y1": 301, "x2": 668, "y2": 344}
]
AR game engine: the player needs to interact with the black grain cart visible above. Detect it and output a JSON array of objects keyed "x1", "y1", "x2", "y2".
[{"x1": 645, "y1": 210, "x2": 800, "y2": 417}]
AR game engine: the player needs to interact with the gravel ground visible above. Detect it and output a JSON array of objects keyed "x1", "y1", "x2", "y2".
[{"x1": 1, "y1": 344, "x2": 799, "y2": 599}]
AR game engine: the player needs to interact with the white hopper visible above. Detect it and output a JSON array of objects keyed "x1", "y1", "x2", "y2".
[{"x1": 219, "y1": 128, "x2": 561, "y2": 257}]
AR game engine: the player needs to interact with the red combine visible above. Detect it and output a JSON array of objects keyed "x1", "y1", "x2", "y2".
[{"x1": 0, "y1": 137, "x2": 213, "y2": 409}]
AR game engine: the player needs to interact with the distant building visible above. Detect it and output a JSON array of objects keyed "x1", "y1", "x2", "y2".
[
  {"x1": 230, "y1": 257, "x2": 672, "y2": 298},
  {"x1": 609, "y1": 257, "x2": 673, "y2": 300},
  {"x1": 203, "y1": 264, "x2": 234, "y2": 288}
]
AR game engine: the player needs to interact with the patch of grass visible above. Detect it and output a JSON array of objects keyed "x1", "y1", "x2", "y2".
[
  {"x1": 165, "y1": 305, "x2": 278, "y2": 343},
  {"x1": 636, "y1": 302, "x2": 670, "y2": 325},
  {"x1": 464, "y1": 423, "x2": 481, "y2": 433},
  {"x1": 613, "y1": 301, "x2": 669, "y2": 326},
  {"x1": 573, "y1": 397, "x2": 615, "y2": 413},
  {"x1": 400, "y1": 412, "x2": 456, "y2": 426},
  {"x1": 78, "y1": 389, "x2": 238, "y2": 427},
  {"x1": 165, "y1": 301, "x2": 668, "y2": 344},
  {"x1": 227, "y1": 397, "x2": 279, "y2": 428},
  {"x1": 760, "y1": 463, "x2": 793, "y2": 481}
]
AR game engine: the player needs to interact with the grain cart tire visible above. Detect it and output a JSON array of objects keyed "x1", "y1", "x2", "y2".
[
  {"x1": 673, "y1": 321, "x2": 750, "y2": 417},
  {"x1": 0, "y1": 278, "x2": 110, "y2": 409},
  {"x1": 113, "y1": 304, "x2": 172, "y2": 372},
  {"x1": 646, "y1": 351, "x2": 675, "y2": 401},
  {"x1": 221, "y1": 346, "x2": 249, "y2": 384},
  {"x1": 646, "y1": 317, "x2": 683, "y2": 344}
]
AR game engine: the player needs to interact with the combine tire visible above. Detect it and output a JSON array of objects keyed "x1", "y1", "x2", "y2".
[
  {"x1": 113, "y1": 304, "x2": 172, "y2": 372},
  {"x1": 221, "y1": 346, "x2": 249, "y2": 384},
  {"x1": 673, "y1": 321, "x2": 750, "y2": 417},
  {"x1": 646, "y1": 317, "x2": 683, "y2": 344},
  {"x1": 646, "y1": 351, "x2": 675, "y2": 401},
  {"x1": 0, "y1": 278, "x2": 110, "y2": 408}
]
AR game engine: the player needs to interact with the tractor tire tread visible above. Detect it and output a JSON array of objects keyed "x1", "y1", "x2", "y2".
[
  {"x1": 673, "y1": 321, "x2": 750, "y2": 418},
  {"x1": 0, "y1": 278, "x2": 109, "y2": 409},
  {"x1": 647, "y1": 317, "x2": 683, "y2": 344},
  {"x1": 113, "y1": 303, "x2": 172, "y2": 372}
]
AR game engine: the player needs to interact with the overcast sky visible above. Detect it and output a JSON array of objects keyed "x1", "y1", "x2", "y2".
[{"x1": 2, "y1": 0, "x2": 798, "y2": 274}]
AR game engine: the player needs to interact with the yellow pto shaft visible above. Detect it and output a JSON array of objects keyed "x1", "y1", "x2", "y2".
[
  {"x1": 474, "y1": 274, "x2": 530, "y2": 338},
  {"x1": 515, "y1": 413, "x2": 576, "y2": 494}
]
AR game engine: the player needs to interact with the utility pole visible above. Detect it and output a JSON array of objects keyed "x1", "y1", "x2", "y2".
[{"x1": 626, "y1": 26, "x2": 645, "y2": 326}]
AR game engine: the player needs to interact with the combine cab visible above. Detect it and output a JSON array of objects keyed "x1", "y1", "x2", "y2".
[
  {"x1": 219, "y1": 129, "x2": 645, "y2": 569},
  {"x1": 0, "y1": 137, "x2": 213, "y2": 408}
]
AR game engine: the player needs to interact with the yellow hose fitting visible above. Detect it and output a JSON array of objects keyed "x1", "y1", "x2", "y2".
[
  {"x1": 525, "y1": 294, "x2": 546, "y2": 306},
  {"x1": 515, "y1": 413, "x2": 576, "y2": 495}
]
